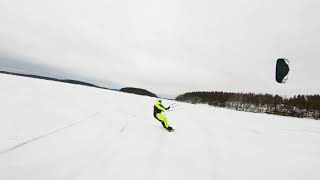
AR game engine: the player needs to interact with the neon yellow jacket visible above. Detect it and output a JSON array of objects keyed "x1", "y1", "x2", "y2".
[{"x1": 154, "y1": 100, "x2": 168, "y2": 115}]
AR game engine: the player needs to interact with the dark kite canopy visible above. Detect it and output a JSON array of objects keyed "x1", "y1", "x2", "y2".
[{"x1": 276, "y1": 58, "x2": 290, "y2": 83}]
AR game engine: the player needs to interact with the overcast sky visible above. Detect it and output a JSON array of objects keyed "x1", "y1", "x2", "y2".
[{"x1": 0, "y1": 0, "x2": 319, "y2": 98}]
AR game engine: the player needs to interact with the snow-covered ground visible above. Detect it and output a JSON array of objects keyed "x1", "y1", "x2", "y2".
[{"x1": 1, "y1": 73, "x2": 320, "y2": 180}]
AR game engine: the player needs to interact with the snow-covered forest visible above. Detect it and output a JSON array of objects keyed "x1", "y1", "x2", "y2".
[{"x1": 176, "y1": 92, "x2": 320, "y2": 119}]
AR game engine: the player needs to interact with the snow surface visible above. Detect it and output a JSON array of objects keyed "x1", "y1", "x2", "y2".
[{"x1": 1, "y1": 73, "x2": 320, "y2": 180}]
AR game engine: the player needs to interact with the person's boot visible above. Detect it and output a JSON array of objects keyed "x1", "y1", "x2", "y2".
[{"x1": 166, "y1": 126, "x2": 174, "y2": 132}]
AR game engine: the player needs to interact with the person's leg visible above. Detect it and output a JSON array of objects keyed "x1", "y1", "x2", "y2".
[
  {"x1": 156, "y1": 113, "x2": 169, "y2": 128},
  {"x1": 154, "y1": 113, "x2": 166, "y2": 128},
  {"x1": 159, "y1": 120, "x2": 166, "y2": 128}
]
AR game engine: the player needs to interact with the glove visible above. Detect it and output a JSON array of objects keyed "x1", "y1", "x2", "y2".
[{"x1": 166, "y1": 106, "x2": 170, "y2": 110}]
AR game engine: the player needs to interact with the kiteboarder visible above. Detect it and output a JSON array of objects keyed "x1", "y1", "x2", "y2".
[{"x1": 153, "y1": 99, "x2": 174, "y2": 132}]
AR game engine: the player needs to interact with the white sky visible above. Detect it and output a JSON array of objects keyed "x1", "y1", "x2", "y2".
[{"x1": 0, "y1": 0, "x2": 319, "y2": 98}]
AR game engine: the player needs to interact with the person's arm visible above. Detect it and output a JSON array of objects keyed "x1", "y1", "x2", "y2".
[
  {"x1": 160, "y1": 104, "x2": 170, "y2": 110},
  {"x1": 155, "y1": 103, "x2": 167, "y2": 111}
]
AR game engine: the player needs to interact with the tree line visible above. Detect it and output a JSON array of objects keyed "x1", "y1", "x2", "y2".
[{"x1": 175, "y1": 91, "x2": 320, "y2": 120}]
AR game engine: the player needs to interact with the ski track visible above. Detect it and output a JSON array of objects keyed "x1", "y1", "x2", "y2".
[{"x1": 0, "y1": 112, "x2": 100, "y2": 155}]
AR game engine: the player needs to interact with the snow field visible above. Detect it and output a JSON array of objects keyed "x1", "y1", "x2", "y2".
[{"x1": 1, "y1": 73, "x2": 320, "y2": 180}]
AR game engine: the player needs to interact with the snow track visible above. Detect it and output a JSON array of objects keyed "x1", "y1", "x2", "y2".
[{"x1": 0, "y1": 112, "x2": 100, "y2": 155}]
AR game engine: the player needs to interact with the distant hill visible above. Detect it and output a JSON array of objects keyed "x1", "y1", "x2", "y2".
[
  {"x1": 120, "y1": 87, "x2": 158, "y2": 97},
  {"x1": 0, "y1": 71, "x2": 158, "y2": 98},
  {"x1": 0, "y1": 70, "x2": 111, "y2": 90}
]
